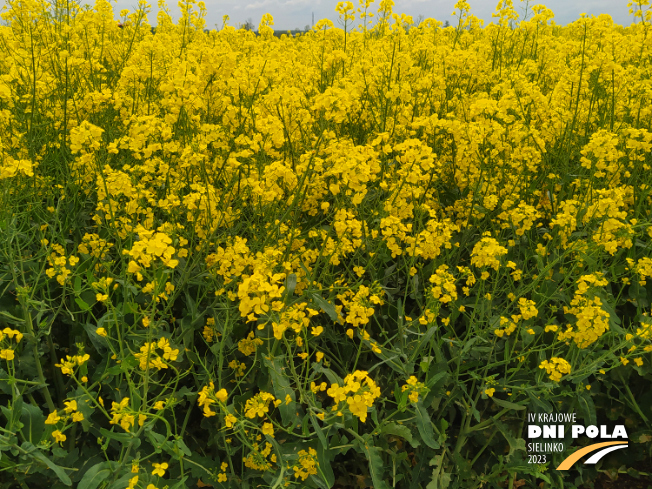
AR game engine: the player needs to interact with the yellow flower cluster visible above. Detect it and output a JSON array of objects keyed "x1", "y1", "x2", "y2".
[
  {"x1": 55, "y1": 353, "x2": 90, "y2": 376},
  {"x1": 244, "y1": 392, "x2": 277, "y2": 419},
  {"x1": 244, "y1": 441, "x2": 276, "y2": 472},
  {"x1": 470, "y1": 234, "x2": 508, "y2": 271},
  {"x1": 45, "y1": 400, "x2": 85, "y2": 435},
  {"x1": 518, "y1": 298, "x2": 539, "y2": 320},
  {"x1": 539, "y1": 357, "x2": 572, "y2": 382},
  {"x1": 123, "y1": 226, "x2": 181, "y2": 279},
  {"x1": 110, "y1": 397, "x2": 145, "y2": 432},
  {"x1": 202, "y1": 317, "x2": 217, "y2": 342},
  {"x1": 0, "y1": 328, "x2": 23, "y2": 361},
  {"x1": 428, "y1": 265, "x2": 458, "y2": 304},
  {"x1": 559, "y1": 274, "x2": 611, "y2": 348},
  {"x1": 0, "y1": 158, "x2": 34, "y2": 179},
  {"x1": 44, "y1": 243, "x2": 79, "y2": 285},
  {"x1": 238, "y1": 331, "x2": 264, "y2": 356},
  {"x1": 326, "y1": 370, "x2": 380, "y2": 422},
  {"x1": 197, "y1": 382, "x2": 228, "y2": 417},
  {"x1": 133, "y1": 337, "x2": 179, "y2": 370},
  {"x1": 337, "y1": 283, "x2": 384, "y2": 328},
  {"x1": 217, "y1": 462, "x2": 228, "y2": 482},
  {"x1": 401, "y1": 375, "x2": 428, "y2": 403},
  {"x1": 293, "y1": 447, "x2": 319, "y2": 481},
  {"x1": 78, "y1": 233, "x2": 114, "y2": 260},
  {"x1": 494, "y1": 316, "x2": 519, "y2": 338}
]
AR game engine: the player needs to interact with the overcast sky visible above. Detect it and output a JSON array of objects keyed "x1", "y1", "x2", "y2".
[
  {"x1": 123, "y1": 0, "x2": 634, "y2": 30},
  {"x1": 20, "y1": 0, "x2": 637, "y2": 30}
]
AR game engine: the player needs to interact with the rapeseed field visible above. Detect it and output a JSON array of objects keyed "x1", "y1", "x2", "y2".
[{"x1": 1, "y1": 0, "x2": 651, "y2": 487}]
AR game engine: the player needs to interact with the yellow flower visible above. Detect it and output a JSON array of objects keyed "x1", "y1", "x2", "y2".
[
  {"x1": 225, "y1": 414, "x2": 237, "y2": 427},
  {"x1": 152, "y1": 462, "x2": 168, "y2": 477},
  {"x1": 539, "y1": 357, "x2": 571, "y2": 381},
  {"x1": 52, "y1": 430, "x2": 66, "y2": 444},
  {"x1": 218, "y1": 473, "x2": 227, "y2": 482},
  {"x1": 484, "y1": 388, "x2": 495, "y2": 397},
  {"x1": 127, "y1": 475, "x2": 138, "y2": 489},
  {"x1": 64, "y1": 400, "x2": 77, "y2": 413},
  {"x1": 96, "y1": 327, "x2": 107, "y2": 337},
  {"x1": 0, "y1": 349, "x2": 15, "y2": 361},
  {"x1": 262, "y1": 422, "x2": 275, "y2": 437},
  {"x1": 45, "y1": 411, "x2": 61, "y2": 425}
]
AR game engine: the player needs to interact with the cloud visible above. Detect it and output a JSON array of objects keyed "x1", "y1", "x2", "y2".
[
  {"x1": 245, "y1": 0, "x2": 277, "y2": 10},
  {"x1": 283, "y1": 0, "x2": 313, "y2": 7}
]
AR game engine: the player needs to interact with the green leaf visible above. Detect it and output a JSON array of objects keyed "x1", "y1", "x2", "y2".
[
  {"x1": 286, "y1": 273, "x2": 297, "y2": 297},
  {"x1": 311, "y1": 363, "x2": 343, "y2": 386},
  {"x1": 414, "y1": 401, "x2": 439, "y2": 449},
  {"x1": 409, "y1": 327, "x2": 438, "y2": 364},
  {"x1": 367, "y1": 347, "x2": 408, "y2": 375},
  {"x1": 460, "y1": 337, "x2": 480, "y2": 357},
  {"x1": 108, "y1": 473, "x2": 136, "y2": 489},
  {"x1": 20, "y1": 403, "x2": 45, "y2": 444},
  {"x1": 169, "y1": 476, "x2": 189, "y2": 489},
  {"x1": 426, "y1": 469, "x2": 452, "y2": 489},
  {"x1": 425, "y1": 371, "x2": 448, "y2": 390},
  {"x1": 262, "y1": 355, "x2": 295, "y2": 426},
  {"x1": 74, "y1": 276, "x2": 82, "y2": 295},
  {"x1": 174, "y1": 438, "x2": 192, "y2": 457},
  {"x1": 379, "y1": 421, "x2": 414, "y2": 445},
  {"x1": 77, "y1": 462, "x2": 112, "y2": 489},
  {"x1": 492, "y1": 419, "x2": 526, "y2": 460},
  {"x1": 577, "y1": 390, "x2": 597, "y2": 426},
  {"x1": 100, "y1": 428, "x2": 137, "y2": 446},
  {"x1": 309, "y1": 415, "x2": 328, "y2": 449},
  {"x1": 526, "y1": 390, "x2": 552, "y2": 412},
  {"x1": 75, "y1": 298, "x2": 90, "y2": 311},
  {"x1": 310, "y1": 294, "x2": 338, "y2": 322},
  {"x1": 491, "y1": 397, "x2": 526, "y2": 411},
  {"x1": 362, "y1": 444, "x2": 390, "y2": 489},
  {"x1": 83, "y1": 322, "x2": 108, "y2": 351},
  {"x1": 0, "y1": 311, "x2": 25, "y2": 325},
  {"x1": 312, "y1": 442, "x2": 335, "y2": 489},
  {"x1": 22, "y1": 442, "x2": 72, "y2": 486},
  {"x1": 146, "y1": 430, "x2": 168, "y2": 453}
]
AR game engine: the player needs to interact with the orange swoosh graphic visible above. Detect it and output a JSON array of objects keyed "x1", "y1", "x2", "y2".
[{"x1": 556, "y1": 442, "x2": 628, "y2": 470}]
